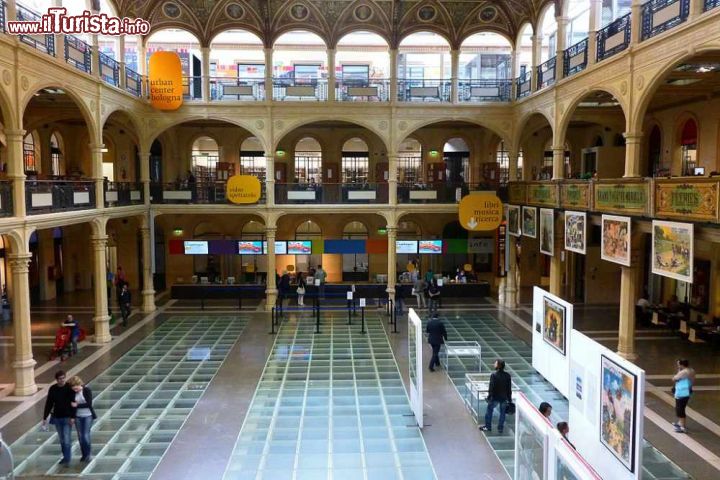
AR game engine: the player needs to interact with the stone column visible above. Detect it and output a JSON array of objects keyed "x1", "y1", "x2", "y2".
[
  {"x1": 139, "y1": 149, "x2": 150, "y2": 205},
  {"x1": 552, "y1": 145, "x2": 565, "y2": 179},
  {"x1": 264, "y1": 48, "x2": 273, "y2": 101},
  {"x1": 327, "y1": 48, "x2": 336, "y2": 102},
  {"x1": 118, "y1": 35, "x2": 126, "y2": 89},
  {"x1": 388, "y1": 153, "x2": 398, "y2": 206},
  {"x1": 555, "y1": 16, "x2": 569, "y2": 81},
  {"x1": 91, "y1": 235, "x2": 112, "y2": 343},
  {"x1": 9, "y1": 252, "x2": 36, "y2": 396},
  {"x1": 90, "y1": 144, "x2": 105, "y2": 209},
  {"x1": 530, "y1": 35, "x2": 540, "y2": 91},
  {"x1": 201, "y1": 47, "x2": 211, "y2": 101},
  {"x1": 630, "y1": 0, "x2": 643, "y2": 45},
  {"x1": 549, "y1": 216, "x2": 563, "y2": 296},
  {"x1": 508, "y1": 148, "x2": 519, "y2": 182},
  {"x1": 91, "y1": 12, "x2": 101, "y2": 80},
  {"x1": 52, "y1": 0, "x2": 64, "y2": 61},
  {"x1": 510, "y1": 49, "x2": 518, "y2": 99},
  {"x1": 140, "y1": 224, "x2": 156, "y2": 313},
  {"x1": 504, "y1": 235, "x2": 518, "y2": 308},
  {"x1": 689, "y1": 0, "x2": 703, "y2": 20},
  {"x1": 389, "y1": 48, "x2": 398, "y2": 103},
  {"x1": 37, "y1": 230, "x2": 56, "y2": 301},
  {"x1": 386, "y1": 225, "x2": 397, "y2": 303},
  {"x1": 617, "y1": 249, "x2": 640, "y2": 359},
  {"x1": 450, "y1": 48, "x2": 460, "y2": 103},
  {"x1": 265, "y1": 226, "x2": 277, "y2": 310},
  {"x1": 38, "y1": 129, "x2": 52, "y2": 175},
  {"x1": 265, "y1": 154, "x2": 275, "y2": 206},
  {"x1": 6, "y1": 0, "x2": 16, "y2": 21},
  {"x1": 588, "y1": 0, "x2": 602, "y2": 66},
  {"x1": 137, "y1": 37, "x2": 147, "y2": 96},
  {"x1": 623, "y1": 132, "x2": 643, "y2": 178},
  {"x1": 6, "y1": 129, "x2": 26, "y2": 217}
]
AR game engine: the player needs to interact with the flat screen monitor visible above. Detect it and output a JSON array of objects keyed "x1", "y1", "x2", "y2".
[
  {"x1": 419, "y1": 240, "x2": 442, "y2": 254},
  {"x1": 694, "y1": 167, "x2": 705, "y2": 176},
  {"x1": 263, "y1": 241, "x2": 288, "y2": 255},
  {"x1": 238, "y1": 241, "x2": 263, "y2": 255},
  {"x1": 396, "y1": 240, "x2": 418, "y2": 254},
  {"x1": 288, "y1": 240, "x2": 312, "y2": 255},
  {"x1": 184, "y1": 241, "x2": 208, "y2": 255}
]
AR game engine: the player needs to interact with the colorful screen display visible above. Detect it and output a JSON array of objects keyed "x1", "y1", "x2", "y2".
[
  {"x1": 263, "y1": 241, "x2": 288, "y2": 255},
  {"x1": 238, "y1": 241, "x2": 263, "y2": 255},
  {"x1": 288, "y1": 240, "x2": 312, "y2": 255},
  {"x1": 419, "y1": 240, "x2": 443, "y2": 254},
  {"x1": 396, "y1": 241, "x2": 418, "y2": 254},
  {"x1": 184, "y1": 241, "x2": 208, "y2": 255}
]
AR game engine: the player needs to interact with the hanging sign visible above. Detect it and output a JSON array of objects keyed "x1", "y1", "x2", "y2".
[
  {"x1": 148, "y1": 52, "x2": 183, "y2": 110},
  {"x1": 226, "y1": 175, "x2": 262, "y2": 204},
  {"x1": 459, "y1": 193, "x2": 503, "y2": 231}
]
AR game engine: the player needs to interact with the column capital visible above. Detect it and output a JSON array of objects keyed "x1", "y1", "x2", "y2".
[
  {"x1": 551, "y1": 145, "x2": 566, "y2": 153},
  {"x1": 623, "y1": 131, "x2": 643, "y2": 143},
  {"x1": 386, "y1": 225, "x2": 398, "y2": 234},
  {"x1": 89, "y1": 143, "x2": 106, "y2": 152},
  {"x1": 5, "y1": 128, "x2": 26, "y2": 140},
  {"x1": 265, "y1": 226, "x2": 277, "y2": 235},
  {"x1": 8, "y1": 253, "x2": 32, "y2": 273},
  {"x1": 91, "y1": 235, "x2": 109, "y2": 248}
]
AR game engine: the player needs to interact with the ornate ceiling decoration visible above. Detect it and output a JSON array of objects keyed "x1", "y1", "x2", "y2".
[{"x1": 113, "y1": 0, "x2": 556, "y2": 48}]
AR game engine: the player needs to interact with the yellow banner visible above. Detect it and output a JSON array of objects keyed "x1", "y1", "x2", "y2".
[
  {"x1": 149, "y1": 52, "x2": 183, "y2": 111},
  {"x1": 459, "y1": 193, "x2": 502, "y2": 231},
  {"x1": 227, "y1": 175, "x2": 261, "y2": 204}
]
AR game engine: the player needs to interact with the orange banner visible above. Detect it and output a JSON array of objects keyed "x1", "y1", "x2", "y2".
[{"x1": 149, "y1": 52, "x2": 183, "y2": 110}]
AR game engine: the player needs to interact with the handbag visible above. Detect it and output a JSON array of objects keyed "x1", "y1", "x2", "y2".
[
  {"x1": 505, "y1": 401, "x2": 516, "y2": 415},
  {"x1": 411, "y1": 288, "x2": 417, "y2": 296},
  {"x1": 297, "y1": 286, "x2": 306, "y2": 295}
]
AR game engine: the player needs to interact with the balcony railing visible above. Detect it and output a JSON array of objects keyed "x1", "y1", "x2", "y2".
[
  {"x1": 336, "y1": 79, "x2": 390, "y2": 102},
  {"x1": 397, "y1": 79, "x2": 451, "y2": 102},
  {"x1": 275, "y1": 183, "x2": 388, "y2": 204},
  {"x1": 25, "y1": 180, "x2": 96, "y2": 215},
  {"x1": 516, "y1": 71, "x2": 532, "y2": 99},
  {"x1": 537, "y1": 57, "x2": 557, "y2": 89},
  {"x1": 65, "y1": 35, "x2": 92, "y2": 74},
  {"x1": 0, "y1": 180, "x2": 13, "y2": 217},
  {"x1": 125, "y1": 68, "x2": 142, "y2": 97},
  {"x1": 457, "y1": 79, "x2": 512, "y2": 102},
  {"x1": 564, "y1": 38, "x2": 589, "y2": 77},
  {"x1": 398, "y1": 183, "x2": 490, "y2": 204},
  {"x1": 210, "y1": 77, "x2": 265, "y2": 101},
  {"x1": 104, "y1": 181, "x2": 144, "y2": 207},
  {"x1": 706, "y1": 0, "x2": 720, "y2": 10},
  {"x1": 0, "y1": 1, "x2": 6, "y2": 33},
  {"x1": 150, "y1": 182, "x2": 267, "y2": 204},
  {"x1": 597, "y1": 13, "x2": 632, "y2": 61},
  {"x1": 99, "y1": 52, "x2": 119, "y2": 87},
  {"x1": 272, "y1": 78, "x2": 328, "y2": 101},
  {"x1": 641, "y1": 0, "x2": 690, "y2": 40},
  {"x1": 16, "y1": 4, "x2": 55, "y2": 56},
  {"x1": 182, "y1": 76, "x2": 202, "y2": 100}
]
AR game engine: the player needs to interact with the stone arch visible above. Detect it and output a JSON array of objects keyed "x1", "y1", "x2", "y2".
[
  {"x1": 556, "y1": 87, "x2": 629, "y2": 148},
  {"x1": 147, "y1": 116, "x2": 268, "y2": 152},
  {"x1": 397, "y1": 117, "x2": 509, "y2": 152},
  {"x1": 273, "y1": 118, "x2": 389, "y2": 152}
]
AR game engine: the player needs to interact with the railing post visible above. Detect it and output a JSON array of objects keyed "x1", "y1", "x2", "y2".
[{"x1": 630, "y1": 0, "x2": 643, "y2": 45}]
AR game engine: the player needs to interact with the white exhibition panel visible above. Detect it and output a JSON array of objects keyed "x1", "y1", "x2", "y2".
[
  {"x1": 408, "y1": 308, "x2": 424, "y2": 429},
  {"x1": 514, "y1": 392, "x2": 552, "y2": 480},
  {"x1": 347, "y1": 86, "x2": 379, "y2": 97},
  {"x1": 32, "y1": 193, "x2": 53, "y2": 208},
  {"x1": 163, "y1": 190, "x2": 192, "y2": 200},
  {"x1": 347, "y1": 190, "x2": 376, "y2": 200},
  {"x1": 409, "y1": 190, "x2": 437, "y2": 200},
  {"x1": 532, "y1": 286, "x2": 573, "y2": 398},
  {"x1": 547, "y1": 428, "x2": 602, "y2": 480},
  {"x1": 288, "y1": 190, "x2": 316, "y2": 200},
  {"x1": 73, "y1": 191, "x2": 91, "y2": 205},
  {"x1": 130, "y1": 191, "x2": 142, "y2": 201},
  {"x1": 569, "y1": 330, "x2": 645, "y2": 480},
  {"x1": 105, "y1": 191, "x2": 119, "y2": 202}
]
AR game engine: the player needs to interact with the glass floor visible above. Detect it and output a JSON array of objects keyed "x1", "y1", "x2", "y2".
[
  {"x1": 222, "y1": 313, "x2": 437, "y2": 480},
  {"x1": 11, "y1": 315, "x2": 248, "y2": 479},
  {"x1": 427, "y1": 311, "x2": 691, "y2": 480}
]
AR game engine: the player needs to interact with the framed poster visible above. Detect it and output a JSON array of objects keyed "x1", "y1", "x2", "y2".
[
  {"x1": 564, "y1": 211, "x2": 586, "y2": 255},
  {"x1": 651, "y1": 220, "x2": 693, "y2": 283},
  {"x1": 600, "y1": 354, "x2": 637, "y2": 473},
  {"x1": 508, "y1": 205, "x2": 521, "y2": 237},
  {"x1": 543, "y1": 295, "x2": 566, "y2": 355},
  {"x1": 601, "y1": 215, "x2": 631, "y2": 267},
  {"x1": 540, "y1": 208, "x2": 554, "y2": 256},
  {"x1": 523, "y1": 206, "x2": 537, "y2": 238}
]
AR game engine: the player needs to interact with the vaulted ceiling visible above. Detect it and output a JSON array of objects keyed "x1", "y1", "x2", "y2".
[{"x1": 111, "y1": 0, "x2": 558, "y2": 48}]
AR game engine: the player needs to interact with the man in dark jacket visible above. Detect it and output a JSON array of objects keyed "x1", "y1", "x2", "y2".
[
  {"x1": 480, "y1": 359, "x2": 513, "y2": 433},
  {"x1": 42, "y1": 370, "x2": 75, "y2": 466},
  {"x1": 119, "y1": 283, "x2": 131, "y2": 327},
  {"x1": 426, "y1": 314, "x2": 447, "y2": 372}
]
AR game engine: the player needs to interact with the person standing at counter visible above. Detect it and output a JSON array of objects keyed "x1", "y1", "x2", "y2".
[
  {"x1": 413, "y1": 275, "x2": 426, "y2": 309},
  {"x1": 315, "y1": 265, "x2": 327, "y2": 299},
  {"x1": 278, "y1": 271, "x2": 291, "y2": 307},
  {"x1": 296, "y1": 272, "x2": 306, "y2": 307}
]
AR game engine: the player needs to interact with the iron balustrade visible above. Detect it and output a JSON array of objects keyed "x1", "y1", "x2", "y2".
[
  {"x1": 104, "y1": 181, "x2": 144, "y2": 207},
  {"x1": 210, "y1": 77, "x2": 265, "y2": 101},
  {"x1": 272, "y1": 78, "x2": 328, "y2": 101},
  {"x1": 274, "y1": 183, "x2": 388, "y2": 204},
  {"x1": 397, "y1": 79, "x2": 451, "y2": 102},
  {"x1": 536, "y1": 57, "x2": 557, "y2": 89},
  {"x1": 597, "y1": 13, "x2": 632, "y2": 61},
  {"x1": 16, "y1": 4, "x2": 55, "y2": 56},
  {"x1": 64, "y1": 35, "x2": 92, "y2": 74},
  {"x1": 0, "y1": 1, "x2": 5, "y2": 33},
  {"x1": 25, "y1": 180, "x2": 96, "y2": 214},
  {"x1": 0, "y1": 181, "x2": 13, "y2": 217},
  {"x1": 182, "y1": 76, "x2": 203, "y2": 100},
  {"x1": 564, "y1": 38, "x2": 589, "y2": 77},
  {"x1": 125, "y1": 68, "x2": 142, "y2": 96},
  {"x1": 706, "y1": 0, "x2": 720, "y2": 10},
  {"x1": 336, "y1": 79, "x2": 390, "y2": 102},
  {"x1": 98, "y1": 51, "x2": 119, "y2": 86},
  {"x1": 150, "y1": 182, "x2": 266, "y2": 204},
  {"x1": 398, "y1": 183, "x2": 490, "y2": 204},
  {"x1": 516, "y1": 71, "x2": 532, "y2": 99},
  {"x1": 642, "y1": 0, "x2": 690, "y2": 40},
  {"x1": 457, "y1": 79, "x2": 512, "y2": 102}
]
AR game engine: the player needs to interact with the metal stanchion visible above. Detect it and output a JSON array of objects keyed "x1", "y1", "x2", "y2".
[
  {"x1": 238, "y1": 294, "x2": 242, "y2": 310},
  {"x1": 347, "y1": 300, "x2": 352, "y2": 325},
  {"x1": 315, "y1": 297, "x2": 321, "y2": 334},
  {"x1": 392, "y1": 302, "x2": 398, "y2": 334},
  {"x1": 361, "y1": 306, "x2": 366, "y2": 334},
  {"x1": 270, "y1": 307, "x2": 276, "y2": 335}
]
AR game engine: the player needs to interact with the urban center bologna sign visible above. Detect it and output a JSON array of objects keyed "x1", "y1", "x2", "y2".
[
  {"x1": 149, "y1": 52, "x2": 183, "y2": 110},
  {"x1": 227, "y1": 175, "x2": 262, "y2": 204},
  {"x1": 459, "y1": 193, "x2": 502, "y2": 231}
]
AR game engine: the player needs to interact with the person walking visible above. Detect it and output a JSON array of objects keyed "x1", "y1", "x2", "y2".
[
  {"x1": 114, "y1": 265, "x2": 126, "y2": 308},
  {"x1": 413, "y1": 275, "x2": 426, "y2": 309},
  {"x1": 106, "y1": 268, "x2": 114, "y2": 317},
  {"x1": 296, "y1": 272, "x2": 306, "y2": 306},
  {"x1": 672, "y1": 358, "x2": 695, "y2": 433},
  {"x1": 427, "y1": 280, "x2": 441, "y2": 314},
  {"x1": 278, "y1": 271, "x2": 291, "y2": 307},
  {"x1": 62, "y1": 314, "x2": 80, "y2": 355},
  {"x1": 480, "y1": 359, "x2": 512, "y2": 433},
  {"x1": 68, "y1": 376, "x2": 97, "y2": 462},
  {"x1": 426, "y1": 314, "x2": 447, "y2": 372},
  {"x1": 315, "y1": 265, "x2": 327, "y2": 299},
  {"x1": 119, "y1": 283, "x2": 132, "y2": 327},
  {"x1": 42, "y1": 371, "x2": 75, "y2": 466}
]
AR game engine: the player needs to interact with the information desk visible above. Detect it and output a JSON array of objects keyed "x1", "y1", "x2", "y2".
[{"x1": 171, "y1": 284, "x2": 266, "y2": 309}]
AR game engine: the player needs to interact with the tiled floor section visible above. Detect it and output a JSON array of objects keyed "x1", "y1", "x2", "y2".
[
  {"x1": 10, "y1": 315, "x2": 248, "y2": 479},
  {"x1": 426, "y1": 310, "x2": 691, "y2": 480},
  {"x1": 222, "y1": 314, "x2": 437, "y2": 480}
]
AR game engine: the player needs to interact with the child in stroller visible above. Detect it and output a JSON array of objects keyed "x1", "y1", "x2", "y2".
[{"x1": 49, "y1": 323, "x2": 86, "y2": 361}]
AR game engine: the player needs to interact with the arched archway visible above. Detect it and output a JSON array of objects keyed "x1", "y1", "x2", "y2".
[
  {"x1": 273, "y1": 30, "x2": 328, "y2": 99},
  {"x1": 646, "y1": 124, "x2": 663, "y2": 177},
  {"x1": 240, "y1": 137, "x2": 266, "y2": 181},
  {"x1": 336, "y1": 31, "x2": 390, "y2": 100},
  {"x1": 677, "y1": 117, "x2": 698, "y2": 176},
  {"x1": 341, "y1": 137, "x2": 369, "y2": 184},
  {"x1": 398, "y1": 31, "x2": 451, "y2": 101},
  {"x1": 209, "y1": 29, "x2": 265, "y2": 100},
  {"x1": 517, "y1": 112, "x2": 554, "y2": 180},
  {"x1": 146, "y1": 28, "x2": 203, "y2": 100}
]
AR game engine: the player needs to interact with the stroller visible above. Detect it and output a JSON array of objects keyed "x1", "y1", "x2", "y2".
[{"x1": 49, "y1": 326, "x2": 86, "y2": 361}]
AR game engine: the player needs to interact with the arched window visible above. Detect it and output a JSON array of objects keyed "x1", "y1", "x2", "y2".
[
  {"x1": 240, "y1": 137, "x2": 266, "y2": 181},
  {"x1": 539, "y1": 6, "x2": 558, "y2": 62},
  {"x1": 601, "y1": 0, "x2": 632, "y2": 27},
  {"x1": 50, "y1": 132, "x2": 64, "y2": 176},
  {"x1": 23, "y1": 131, "x2": 39, "y2": 173},
  {"x1": 210, "y1": 30, "x2": 265, "y2": 79},
  {"x1": 146, "y1": 29, "x2": 203, "y2": 99},
  {"x1": 337, "y1": 31, "x2": 390, "y2": 81},
  {"x1": 294, "y1": 137, "x2": 322, "y2": 184},
  {"x1": 459, "y1": 33, "x2": 512, "y2": 80},
  {"x1": 295, "y1": 220, "x2": 322, "y2": 274},
  {"x1": 647, "y1": 125, "x2": 662, "y2": 177},
  {"x1": 341, "y1": 138, "x2": 369, "y2": 184},
  {"x1": 274, "y1": 31, "x2": 327, "y2": 85},
  {"x1": 398, "y1": 32, "x2": 451, "y2": 81},
  {"x1": 343, "y1": 221, "x2": 369, "y2": 279},
  {"x1": 517, "y1": 23, "x2": 533, "y2": 76},
  {"x1": 680, "y1": 119, "x2": 697, "y2": 176},
  {"x1": 443, "y1": 138, "x2": 470, "y2": 183},
  {"x1": 398, "y1": 138, "x2": 422, "y2": 185},
  {"x1": 191, "y1": 137, "x2": 220, "y2": 195},
  {"x1": 566, "y1": 0, "x2": 590, "y2": 46}
]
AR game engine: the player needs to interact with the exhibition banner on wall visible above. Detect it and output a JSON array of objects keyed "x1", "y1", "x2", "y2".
[
  {"x1": 522, "y1": 206, "x2": 537, "y2": 238},
  {"x1": 514, "y1": 392, "x2": 551, "y2": 480},
  {"x1": 408, "y1": 308, "x2": 424, "y2": 428},
  {"x1": 651, "y1": 220, "x2": 694, "y2": 283},
  {"x1": 564, "y1": 211, "x2": 587, "y2": 255},
  {"x1": 532, "y1": 286, "x2": 574, "y2": 398},
  {"x1": 569, "y1": 330, "x2": 645, "y2": 480}
]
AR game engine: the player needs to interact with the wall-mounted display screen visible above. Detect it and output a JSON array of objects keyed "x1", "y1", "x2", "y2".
[
  {"x1": 288, "y1": 240, "x2": 312, "y2": 255},
  {"x1": 263, "y1": 241, "x2": 288, "y2": 255},
  {"x1": 238, "y1": 241, "x2": 263, "y2": 255},
  {"x1": 396, "y1": 240, "x2": 418, "y2": 254},
  {"x1": 184, "y1": 241, "x2": 208, "y2": 255},
  {"x1": 419, "y1": 240, "x2": 442, "y2": 254}
]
